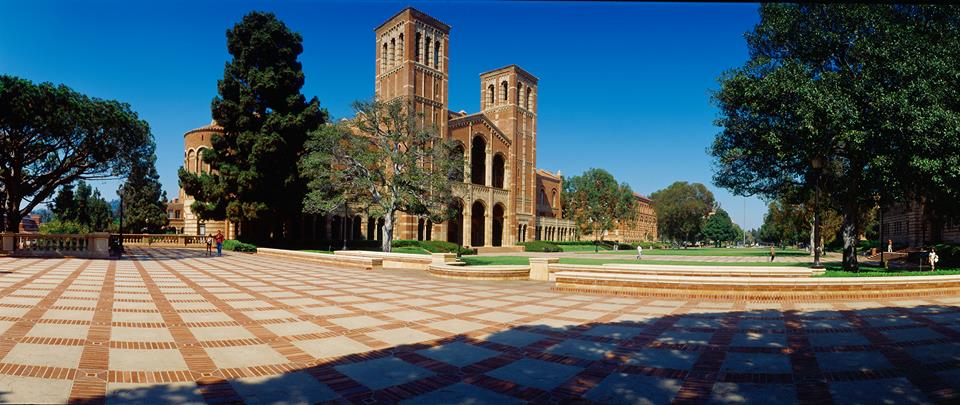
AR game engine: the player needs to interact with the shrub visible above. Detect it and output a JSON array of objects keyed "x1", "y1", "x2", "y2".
[
  {"x1": 223, "y1": 239, "x2": 257, "y2": 253},
  {"x1": 40, "y1": 220, "x2": 89, "y2": 234},
  {"x1": 520, "y1": 241, "x2": 562, "y2": 252},
  {"x1": 934, "y1": 243, "x2": 960, "y2": 267}
]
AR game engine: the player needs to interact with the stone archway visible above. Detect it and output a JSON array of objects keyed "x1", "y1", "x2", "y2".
[
  {"x1": 446, "y1": 200, "x2": 464, "y2": 246},
  {"x1": 492, "y1": 204, "x2": 505, "y2": 246},
  {"x1": 471, "y1": 201, "x2": 485, "y2": 247},
  {"x1": 492, "y1": 153, "x2": 505, "y2": 189},
  {"x1": 471, "y1": 136, "x2": 486, "y2": 186}
]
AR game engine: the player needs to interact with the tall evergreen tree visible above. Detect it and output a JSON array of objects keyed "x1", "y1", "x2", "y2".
[
  {"x1": 179, "y1": 11, "x2": 326, "y2": 242},
  {"x1": 51, "y1": 183, "x2": 76, "y2": 222},
  {"x1": 120, "y1": 143, "x2": 168, "y2": 233}
]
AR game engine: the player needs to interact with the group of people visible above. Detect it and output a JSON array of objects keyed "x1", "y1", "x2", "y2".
[{"x1": 204, "y1": 230, "x2": 225, "y2": 257}]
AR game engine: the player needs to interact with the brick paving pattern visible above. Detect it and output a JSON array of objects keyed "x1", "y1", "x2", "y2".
[{"x1": 0, "y1": 248, "x2": 955, "y2": 404}]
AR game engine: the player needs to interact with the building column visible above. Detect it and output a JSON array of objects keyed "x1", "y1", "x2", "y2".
[
  {"x1": 485, "y1": 145, "x2": 493, "y2": 187},
  {"x1": 463, "y1": 214, "x2": 472, "y2": 248},
  {"x1": 484, "y1": 211, "x2": 493, "y2": 247}
]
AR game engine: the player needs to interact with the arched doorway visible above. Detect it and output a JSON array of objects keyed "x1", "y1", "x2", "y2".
[
  {"x1": 331, "y1": 216, "x2": 342, "y2": 242},
  {"x1": 492, "y1": 204, "x2": 504, "y2": 246},
  {"x1": 446, "y1": 200, "x2": 464, "y2": 245},
  {"x1": 417, "y1": 218, "x2": 425, "y2": 241},
  {"x1": 367, "y1": 217, "x2": 375, "y2": 240},
  {"x1": 353, "y1": 216, "x2": 362, "y2": 240},
  {"x1": 492, "y1": 154, "x2": 505, "y2": 188},
  {"x1": 471, "y1": 136, "x2": 486, "y2": 185},
  {"x1": 471, "y1": 201, "x2": 485, "y2": 247},
  {"x1": 376, "y1": 218, "x2": 384, "y2": 241}
]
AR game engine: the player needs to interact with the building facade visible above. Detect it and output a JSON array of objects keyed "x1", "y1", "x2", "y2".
[
  {"x1": 166, "y1": 122, "x2": 234, "y2": 238},
  {"x1": 883, "y1": 201, "x2": 960, "y2": 247}
]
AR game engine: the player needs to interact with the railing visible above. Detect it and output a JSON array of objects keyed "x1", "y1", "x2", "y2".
[
  {"x1": 1, "y1": 233, "x2": 110, "y2": 258},
  {"x1": 121, "y1": 234, "x2": 206, "y2": 247}
]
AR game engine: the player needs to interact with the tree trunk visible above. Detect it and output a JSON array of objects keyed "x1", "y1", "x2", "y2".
[
  {"x1": 809, "y1": 221, "x2": 815, "y2": 256},
  {"x1": 3, "y1": 195, "x2": 20, "y2": 232},
  {"x1": 841, "y1": 202, "x2": 860, "y2": 271},
  {"x1": 381, "y1": 210, "x2": 394, "y2": 252}
]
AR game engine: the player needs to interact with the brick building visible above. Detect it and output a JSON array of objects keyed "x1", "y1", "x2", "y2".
[
  {"x1": 165, "y1": 121, "x2": 234, "y2": 239},
  {"x1": 169, "y1": 7, "x2": 657, "y2": 247},
  {"x1": 883, "y1": 201, "x2": 960, "y2": 247}
]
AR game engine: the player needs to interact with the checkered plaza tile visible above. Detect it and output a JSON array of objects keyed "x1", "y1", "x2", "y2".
[{"x1": 1, "y1": 249, "x2": 960, "y2": 403}]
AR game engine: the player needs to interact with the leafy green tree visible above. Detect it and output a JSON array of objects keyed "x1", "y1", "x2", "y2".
[
  {"x1": 702, "y1": 208, "x2": 739, "y2": 247},
  {"x1": 120, "y1": 144, "x2": 168, "y2": 233},
  {"x1": 300, "y1": 99, "x2": 460, "y2": 252},
  {"x1": 0, "y1": 75, "x2": 153, "y2": 232},
  {"x1": 711, "y1": 5, "x2": 960, "y2": 270},
  {"x1": 561, "y1": 168, "x2": 636, "y2": 243},
  {"x1": 47, "y1": 181, "x2": 113, "y2": 232},
  {"x1": 650, "y1": 181, "x2": 715, "y2": 245},
  {"x1": 180, "y1": 11, "x2": 326, "y2": 242}
]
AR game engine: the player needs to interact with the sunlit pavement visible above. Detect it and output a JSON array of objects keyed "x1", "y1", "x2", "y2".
[{"x1": 0, "y1": 248, "x2": 953, "y2": 404}]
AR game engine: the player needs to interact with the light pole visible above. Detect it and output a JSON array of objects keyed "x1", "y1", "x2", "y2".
[
  {"x1": 811, "y1": 156, "x2": 824, "y2": 269},
  {"x1": 342, "y1": 201, "x2": 348, "y2": 251},
  {"x1": 118, "y1": 184, "x2": 126, "y2": 255}
]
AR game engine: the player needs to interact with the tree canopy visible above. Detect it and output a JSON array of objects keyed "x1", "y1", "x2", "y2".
[
  {"x1": 711, "y1": 4, "x2": 960, "y2": 269},
  {"x1": 300, "y1": 99, "x2": 460, "y2": 252},
  {"x1": 561, "y1": 168, "x2": 636, "y2": 242},
  {"x1": 0, "y1": 75, "x2": 152, "y2": 232},
  {"x1": 46, "y1": 181, "x2": 114, "y2": 233},
  {"x1": 120, "y1": 143, "x2": 168, "y2": 234},
  {"x1": 649, "y1": 181, "x2": 715, "y2": 245},
  {"x1": 179, "y1": 11, "x2": 326, "y2": 242},
  {"x1": 701, "y1": 208, "x2": 739, "y2": 247}
]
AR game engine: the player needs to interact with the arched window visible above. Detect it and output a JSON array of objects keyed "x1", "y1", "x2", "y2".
[
  {"x1": 501, "y1": 81, "x2": 508, "y2": 101},
  {"x1": 470, "y1": 136, "x2": 486, "y2": 185},
  {"x1": 492, "y1": 154, "x2": 505, "y2": 188},
  {"x1": 389, "y1": 38, "x2": 396, "y2": 66},
  {"x1": 487, "y1": 84, "x2": 495, "y2": 107},
  {"x1": 433, "y1": 39, "x2": 440, "y2": 68},
  {"x1": 448, "y1": 143, "x2": 465, "y2": 182},
  {"x1": 398, "y1": 34, "x2": 404, "y2": 62},
  {"x1": 381, "y1": 43, "x2": 388, "y2": 70},
  {"x1": 425, "y1": 36, "x2": 432, "y2": 67},
  {"x1": 415, "y1": 32, "x2": 421, "y2": 63},
  {"x1": 516, "y1": 83, "x2": 522, "y2": 104},
  {"x1": 538, "y1": 187, "x2": 546, "y2": 205},
  {"x1": 187, "y1": 150, "x2": 196, "y2": 173},
  {"x1": 551, "y1": 189, "x2": 558, "y2": 208},
  {"x1": 526, "y1": 88, "x2": 532, "y2": 110}
]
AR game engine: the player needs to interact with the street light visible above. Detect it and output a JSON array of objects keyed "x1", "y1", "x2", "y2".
[
  {"x1": 342, "y1": 200, "x2": 348, "y2": 251},
  {"x1": 811, "y1": 156, "x2": 824, "y2": 269}
]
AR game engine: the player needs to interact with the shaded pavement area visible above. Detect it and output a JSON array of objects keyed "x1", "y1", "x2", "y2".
[
  {"x1": 0, "y1": 248, "x2": 954, "y2": 404},
  {"x1": 479, "y1": 250, "x2": 840, "y2": 263}
]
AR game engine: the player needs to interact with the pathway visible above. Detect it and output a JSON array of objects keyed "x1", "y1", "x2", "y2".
[{"x1": 0, "y1": 248, "x2": 952, "y2": 404}]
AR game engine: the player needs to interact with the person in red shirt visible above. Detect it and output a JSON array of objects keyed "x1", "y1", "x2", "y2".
[{"x1": 215, "y1": 230, "x2": 225, "y2": 256}]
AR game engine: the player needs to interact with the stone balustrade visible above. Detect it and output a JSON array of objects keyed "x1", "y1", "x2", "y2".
[
  {"x1": 0, "y1": 232, "x2": 111, "y2": 258},
  {"x1": 122, "y1": 234, "x2": 205, "y2": 247}
]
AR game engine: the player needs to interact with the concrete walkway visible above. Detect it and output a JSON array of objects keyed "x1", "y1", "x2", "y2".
[{"x1": 0, "y1": 248, "x2": 953, "y2": 404}]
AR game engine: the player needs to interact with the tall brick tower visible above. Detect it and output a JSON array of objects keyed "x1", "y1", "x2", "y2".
[
  {"x1": 479, "y1": 65, "x2": 539, "y2": 242},
  {"x1": 374, "y1": 8, "x2": 450, "y2": 139}
]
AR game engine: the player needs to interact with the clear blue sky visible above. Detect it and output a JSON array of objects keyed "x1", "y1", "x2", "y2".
[{"x1": 0, "y1": 0, "x2": 768, "y2": 230}]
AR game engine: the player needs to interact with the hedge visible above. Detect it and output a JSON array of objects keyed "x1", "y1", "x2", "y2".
[
  {"x1": 392, "y1": 240, "x2": 476, "y2": 255},
  {"x1": 223, "y1": 240, "x2": 257, "y2": 253},
  {"x1": 520, "y1": 241, "x2": 562, "y2": 252}
]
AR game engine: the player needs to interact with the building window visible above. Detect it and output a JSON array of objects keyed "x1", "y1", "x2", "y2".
[
  {"x1": 487, "y1": 84, "x2": 495, "y2": 107},
  {"x1": 415, "y1": 32, "x2": 421, "y2": 63},
  {"x1": 382, "y1": 43, "x2": 388, "y2": 70},
  {"x1": 425, "y1": 37, "x2": 432, "y2": 67},
  {"x1": 433, "y1": 39, "x2": 440, "y2": 68},
  {"x1": 501, "y1": 81, "x2": 508, "y2": 101},
  {"x1": 516, "y1": 83, "x2": 522, "y2": 104},
  {"x1": 526, "y1": 87, "x2": 532, "y2": 110},
  {"x1": 175, "y1": 210, "x2": 181, "y2": 219}
]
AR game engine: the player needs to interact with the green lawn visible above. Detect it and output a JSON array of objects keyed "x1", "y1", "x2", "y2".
[
  {"x1": 460, "y1": 256, "x2": 811, "y2": 267},
  {"x1": 598, "y1": 247, "x2": 810, "y2": 257},
  {"x1": 300, "y1": 247, "x2": 429, "y2": 255},
  {"x1": 818, "y1": 263, "x2": 960, "y2": 277},
  {"x1": 559, "y1": 244, "x2": 612, "y2": 252}
]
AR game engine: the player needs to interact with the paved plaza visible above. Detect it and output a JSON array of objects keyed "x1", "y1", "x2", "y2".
[{"x1": 0, "y1": 249, "x2": 956, "y2": 404}]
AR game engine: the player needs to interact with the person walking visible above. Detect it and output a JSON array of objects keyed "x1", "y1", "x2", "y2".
[
  {"x1": 636, "y1": 244, "x2": 643, "y2": 260},
  {"x1": 930, "y1": 247, "x2": 939, "y2": 271},
  {"x1": 214, "y1": 230, "x2": 225, "y2": 257},
  {"x1": 205, "y1": 234, "x2": 214, "y2": 256},
  {"x1": 887, "y1": 239, "x2": 893, "y2": 253},
  {"x1": 769, "y1": 246, "x2": 776, "y2": 262}
]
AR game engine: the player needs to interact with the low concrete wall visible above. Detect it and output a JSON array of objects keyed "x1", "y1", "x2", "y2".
[
  {"x1": 427, "y1": 263, "x2": 531, "y2": 281},
  {"x1": 551, "y1": 263, "x2": 819, "y2": 278},
  {"x1": 257, "y1": 248, "x2": 382, "y2": 271},
  {"x1": 553, "y1": 271, "x2": 960, "y2": 301},
  {"x1": 333, "y1": 250, "x2": 457, "y2": 270}
]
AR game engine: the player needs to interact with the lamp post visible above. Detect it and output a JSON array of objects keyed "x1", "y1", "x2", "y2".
[
  {"x1": 811, "y1": 156, "x2": 824, "y2": 269},
  {"x1": 342, "y1": 201, "x2": 348, "y2": 251},
  {"x1": 118, "y1": 184, "x2": 125, "y2": 255}
]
